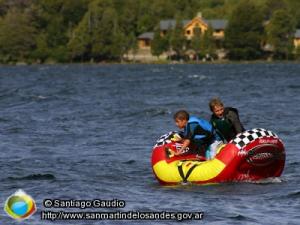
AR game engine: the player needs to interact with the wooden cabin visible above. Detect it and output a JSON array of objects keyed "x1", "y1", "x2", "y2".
[
  {"x1": 183, "y1": 13, "x2": 227, "y2": 40},
  {"x1": 137, "y1": 13, "x2": 227, "y2": 50},
  {"x1": 137, "y1": 32, "x2": 154, "y2": 49}
]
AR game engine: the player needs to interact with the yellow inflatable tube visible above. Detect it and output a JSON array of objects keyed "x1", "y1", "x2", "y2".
[{"x1": 153, "y1": 158, "x2": 226, "y2": 184}]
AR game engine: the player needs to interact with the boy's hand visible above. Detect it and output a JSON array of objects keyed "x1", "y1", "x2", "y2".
[
  {"x1": 174, "y1": 139, "x2": 190, "y2": 155},
  {"x1": 175, "y1": 148, "x2": 185, "y2": 155}
]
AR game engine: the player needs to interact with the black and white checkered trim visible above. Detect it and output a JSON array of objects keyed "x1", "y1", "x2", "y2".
[
  {"x1": 154, "y1": 131, "x2": 178, "y2": 148},
  {"x1": 230, "y1": 128, "x2": 278, "y2": 149}
]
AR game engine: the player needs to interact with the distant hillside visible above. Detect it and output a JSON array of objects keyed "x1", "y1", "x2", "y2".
[{"x1": 0, "y1": 0, "x2": 299, "y2": 63}]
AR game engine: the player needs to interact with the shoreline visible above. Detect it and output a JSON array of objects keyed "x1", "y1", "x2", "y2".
[{"x1": 1, "y1": 59, "x2": 300, "y2": 66}]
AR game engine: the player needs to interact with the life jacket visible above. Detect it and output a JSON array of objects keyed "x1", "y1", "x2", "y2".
[
  {"x1": 185, "y1": 116, "x2": 213, "y2": 141},
  {"x1": 210, "y1": 107, "x2": 241, "y2": 142},
  {"x1": 211, "y1": 117, "x2": 233, "y2": 141}
]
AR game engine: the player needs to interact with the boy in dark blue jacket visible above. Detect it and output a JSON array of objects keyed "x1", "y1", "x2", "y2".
[{"x1": 174, "y1": 110, "x2": 221, "y2": 159}]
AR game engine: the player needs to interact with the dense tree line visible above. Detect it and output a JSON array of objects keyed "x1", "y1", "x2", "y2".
[
  {"x1": 0, "y1": 0, "x2": 299, "y2": 63},
  {"x1": 225, "y1": 0, "x2": 297, "y2": 60}
]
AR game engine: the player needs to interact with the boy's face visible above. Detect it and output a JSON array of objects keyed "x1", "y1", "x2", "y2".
[
  {"x1": 213, "y1": 105, "x2": 224, "y2": 118},
  {"x1": 175, "y1": 118, "x2": 187, "y2": 129}
]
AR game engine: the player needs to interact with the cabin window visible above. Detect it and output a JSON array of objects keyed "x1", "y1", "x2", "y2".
[{"x1": 193, "y1": 27, "x2": 201, "y2": 35}]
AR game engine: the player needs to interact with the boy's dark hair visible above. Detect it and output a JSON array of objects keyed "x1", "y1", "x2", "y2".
[{"x1": 173, "y1": 110, "x2": 189, "y2": 120}]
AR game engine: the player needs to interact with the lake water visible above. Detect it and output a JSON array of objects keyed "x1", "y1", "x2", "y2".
[{"x1": 0, "y1": 63, "x2": 299, "y2": 224}]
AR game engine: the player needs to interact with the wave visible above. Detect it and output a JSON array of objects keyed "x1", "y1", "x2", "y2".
[
  {"x1": 225, "y1": 213, "x2": 257, "y2": 223},
  {"x1": 248, "y1": 177, "x2": 283, "y2": 184},
  {"x1": 288, "y1": 85, "x2": 300, "y2": 90},
  {"x1": 122, "y1": 160, "x2": 136, "y2": 165},
  {"x1": 125, "y1": 108, "x2": 171, "y2": 118},
  {"x1": 286, "y1": 191, "x2": 300, "y2": 198},
  {"x1": 227, "y1": 214, "x2": 249, "y2": 221},
  {"x1": 188, "y1": 74, "x2": 207, "y2": 80},
  {"x1": 270, "y1": 190, "x2": 300, "y2": 200},
  {"x1": 0, "y1": 117, "x2": 12, "y2": 122},
  {"x1": 5, "y1": 127, "x2": 24, "y2": 134},
  {"x1": 0, "y1": 88, "x2": 20, "y2": 99},
  {"x1": 7, "y1": 173, "x2": 56, "y2": 181},
  {"x1": 289, "y1": 161, "x2": 300, "y2": 166}
]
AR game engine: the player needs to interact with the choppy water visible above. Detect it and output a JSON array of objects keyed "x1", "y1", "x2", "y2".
[{"x1": 0, "y1": 63, "x2": 299, "y2": 225}]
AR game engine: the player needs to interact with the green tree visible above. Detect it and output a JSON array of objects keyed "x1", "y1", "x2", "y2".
[
  {"x1": 32, "y1": 1, "x2": 67, "y2": 61},
  {"x1": 109, "y1": 23, "x2": 129, "y2": 60},
  {"x1": 123, "y1": 32, "x2": 138, "y2": 60},
  {"x1": 286, "y1": 0, "x2": 300, "y2": 27},
  {"x1": 116, "y1": 0, "x2": 139, "y2": 36},
  {"x1": 0, "y1": 0, "x2": 31, "y2": 16},
  {"x1": 225, "y1": 0, "x2": 264, "y2": 60},
  {"x1": 61, "y1": 0, "x2": 90, "y2": 26},
  {"x1": 91, "y1": 5, "x2": 128, "y2": 61},
  {"x1": 90, "y1": 6, "x2": 117, "y2": 60},
  {"x1": 169, "y1": 17, "x2": 186, "y2": 59},
  {"x1": 0, "y1": 0, "x2": 6, "y2": 16},
  {"x1": 263, "y1": 0, "x2": 287, "y2": 20},
  {"x1": 0, "y1": 8, "x2": 37, "y2": 63},
  {"x1": 67, "y1": 12, "x2": 91, "y2": 61},
  {"x1": 68, "y1": 0, "x2": 127, "y2": 61},
  {"x1": 266, "y1": 9, "x2": 296, "y2": 59},
  {"x1": 200, "y1": 27, "x2": 216, "y2": 59},
  {"x1": 136, "y1": 0, "x2": 154, "y2": 34},
  {"x1": 151, "y1": 28, "x2": 167, "y2": 58},
  {"x1": 30, "y1": 0, "x2": 89, "y2": 62},
  {"x1": 173, "y1": 0, "x2": 201, "y2": 18},
  {"x1": 190, "y1": 27, "x2": 202, "y2": 61},
  {"x1": 32, "y1": 33, "x2": 49, "y2": 63},
  {"x1": 151, "y1": 0, "x2": 176, "y2": 20}
]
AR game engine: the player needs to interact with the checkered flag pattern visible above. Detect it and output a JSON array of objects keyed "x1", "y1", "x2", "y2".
[
  {"x1": 154, "y1": 131, "x2": 177, "y2": 148},
  {"x1": 230, "y1": 128, "x2": 278, "y2": 149}
]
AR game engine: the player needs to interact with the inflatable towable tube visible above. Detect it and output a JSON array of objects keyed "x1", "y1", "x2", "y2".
[{"x1": 151, "y1": 128, "x2": 285, "y2": 185}]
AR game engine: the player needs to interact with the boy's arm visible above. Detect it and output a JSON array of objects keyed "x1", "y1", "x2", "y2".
[
  {"x1": 175, "y1": 139, "x2": 190, "y2": 155},
  {"x1": 227, "y1": 111, "x2": 244, "y2": 133},
  {"x1": 175, "y1": 123, "x2": 192, "y2": 155}
]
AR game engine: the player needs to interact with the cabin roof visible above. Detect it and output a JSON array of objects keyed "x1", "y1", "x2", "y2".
[
  {"x1": 160, "y1": 19, "x2": 227, "y2": 30},
  {"x1": 138, "y1": 32, "x2": 154, "y2": 40}
]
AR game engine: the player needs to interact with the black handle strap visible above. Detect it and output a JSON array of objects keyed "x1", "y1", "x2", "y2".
[{"x1": 177, "y1": 162, "x2": 198, "y2": 183}]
